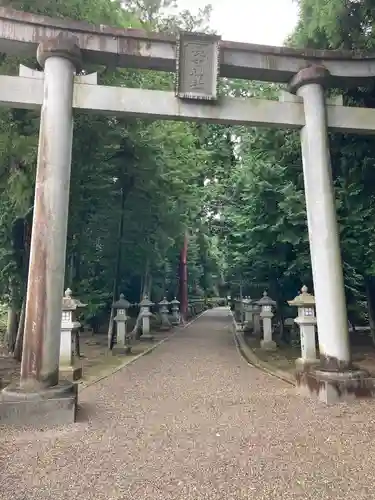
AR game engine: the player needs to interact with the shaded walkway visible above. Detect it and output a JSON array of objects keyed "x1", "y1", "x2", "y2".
[{"x1": 1, "y1": 308, "x2": 375, "y2": 499}]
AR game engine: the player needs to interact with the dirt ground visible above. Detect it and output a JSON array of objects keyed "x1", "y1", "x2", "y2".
[
  {"x1": 0, "y1": 327, "x2": 173, "y2": 389},
  {"x1": 4, "y1": 309, "x2": 375, "y2": 499},
  {"x1": 244, "y1": 333, "x2": 375, "y2": 377}
]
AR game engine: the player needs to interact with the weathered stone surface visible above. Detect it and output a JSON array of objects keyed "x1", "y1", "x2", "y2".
[
  {"x1": 288, "y1": 64, "x2": 331, "y2": 93},
  {"x1": 1, "y1": 8, "x2": 375, "y2": 84},
  {"x1": 3, "y1": 76, "x2": 375, "y2": 135},
  {"x1": 176, "y1": 32, "x2": 220, "y2": 100},
  {"x1": 0, "y1": 380, "x2": 77, "y2": 427},
  {"x1": 140, "y1": 333, "x2": 154, "y2": 341},
  {"x1": 37, "y1": 33, "x2": 82, "y2": 70},
  {"x1": 112, "y1": 345, "x2": 132, "y2": 355},
  {"x1": 295, "y1": 367, "x2": 375, "y2": 404},
  {"x1": 260, "y1": 339, "x2": 277, "y2": 351},
  {"x1": 59, "y1": 365, "x2": 83, "y2": 382}
]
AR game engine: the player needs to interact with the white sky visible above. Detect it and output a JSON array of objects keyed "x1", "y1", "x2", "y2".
[{"x1": 176, "y1": 0, "x2": 299, "y2": 46}]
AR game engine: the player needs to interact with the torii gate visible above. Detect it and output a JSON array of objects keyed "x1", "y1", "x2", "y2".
[{"x1": 0, "y1": 8, "x2": 375, "y2": 425}]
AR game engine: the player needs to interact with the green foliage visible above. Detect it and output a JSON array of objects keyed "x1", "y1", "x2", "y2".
[
  {"x1": 215, "y1": 0, "x2": 375, "y2": 322},
  {"x1": 0, "y1": 0, "x2": 225, "y2": 323},
  {"x1": 4, "y1": 0, "x2": 375, "y2": 334},
  {"x1": 288, "y1": 0, "x2": 375, "y2": 321}
]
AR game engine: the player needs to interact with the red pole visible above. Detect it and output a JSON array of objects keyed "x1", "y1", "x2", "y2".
[{"x1": 180, "y1": 231, "x2": 188, "y2": 321}]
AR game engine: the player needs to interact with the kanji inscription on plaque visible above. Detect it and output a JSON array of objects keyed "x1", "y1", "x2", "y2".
[{"x1": 176, "y1": 32, "x2": 221, "y2": 101}]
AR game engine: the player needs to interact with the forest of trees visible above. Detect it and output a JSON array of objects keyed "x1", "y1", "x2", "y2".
[{"x1": 1, "y1": 0, "x2": 375, "y2": 352}]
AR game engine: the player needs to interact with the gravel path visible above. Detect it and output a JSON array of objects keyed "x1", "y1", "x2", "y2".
[{"x1": 2, "y1": 307, "x2": 375, "y2": 499}]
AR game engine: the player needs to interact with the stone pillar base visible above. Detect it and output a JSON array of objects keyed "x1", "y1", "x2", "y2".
[
  {"x1": 112, "y1": 345, "x2": 132, "y2": 355},
  {"x1": 140, "y1": 333, "x2": 155, "y2": 341},
  {"x1": 0, "y1": 380, "x2": 77, "y2": 427},
  {"x1": 295, "y1": 357, "x2": 320, "y2": 371},
  {"x1": 159, "y1": 324, "x2": 171, "y2": 331},
  {"x1": 296, "y1": 367, "x2": 375, "y2": 404},
  {"x1": 59, "y1": 364, "x2": 82, "y2": 382},
  {"x1": 260, "y1": 340, "x2": 277, "y2": 351}
]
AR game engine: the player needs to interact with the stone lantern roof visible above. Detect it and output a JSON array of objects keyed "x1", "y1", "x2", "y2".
[
  {"x1": 256, "y1": 291, "x2": 276, "y2": 307},
  {"x1": 113, "y1": 293, "x2": 130, "y2": 310},
  {"x1": 140, "y1": 295, "x2": 154, "y2": 307},
  {"x1": 288, "y1": 285, "x2": 315, "y2": 307},
  {"x1": 62, "y1": 288, "x2": 87, "y2": 311},
  {"x1": 170, "y1": 297, "x2": 180, "y2": 306},
  {"x1": 159, "y1": 297, "x2": 170, "y2": 306}
]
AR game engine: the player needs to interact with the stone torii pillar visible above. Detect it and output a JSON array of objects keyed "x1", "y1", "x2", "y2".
[
  {"x1": 289, "y1": 66, "x2": 371, "y2": 403},
  {"x1": 290, "y1": 66, "x2": 350, "y2": 371},
  {"x1": 0, "y1": 35, "x2": 81, "y2": 426}
]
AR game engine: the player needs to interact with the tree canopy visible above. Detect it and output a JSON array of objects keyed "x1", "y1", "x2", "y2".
[{"x1": 2, "y1": 0, "x2": 375, "y2": 350}]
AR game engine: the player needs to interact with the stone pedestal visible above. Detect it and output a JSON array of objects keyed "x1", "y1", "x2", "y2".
[
  {"x1": 258, "y1": 292, "x2": 277, "y2": 351},
  {"x1": 253, "y1": 306, "x2": 261, "y2": 336},
  {"x1": 0, "y1": 380, "x2": 77, "y2": 427},
  {"x1": 139, "y1": 295, "x2": 154, "y2": 341},
  {"x1": 112, "y1": 314, "x2": 131, "y2": 353},
  {"x1": 260, "y1": 317, "x2": 277, "y2": 350},
  {"x1": 235, "y1": 322, "x2": 244, "y2": 332},
  {"x1": 112, "y1": 344, "x2": 131, "y2": 355},
  {"x1": 159, "y1": 298, "x2": 171, "y2": 330},
  {"x1": 112, "y1": 294, "x2": 131, "y2": 355},
  {"x1": 171, "y1": 297, "x2": 180, "y2": 325},
  {"x1": 59, "y1": 325, "x2": 82, "y2": 381},
  {"x1": 243, "y1": 297, "x2": 253, "y2": 332},
  {"x1": 295, "y1": 321, "x2": 318, "y2": 368},
  {"x1": 142, "y1": 314, "x2": 150, "y2": 333},
  {"x1": 295, "y1": 368, "x2": 375, "y2": 404},
  {"x1": 59, "y1": 364, "x2": 82, "y2": 382},
  {"x1": 234, "y1": 299, "x2": 242, "y2": 324},
  {"x1": 288, "y1": 286, "x2": 319, "y2": 371},
  {"x1": 59, "y1": 289, "x2": 85, "y2": 381},
  {"x1": 260, "y1": 339, "x2": 277, "y2": 351}
]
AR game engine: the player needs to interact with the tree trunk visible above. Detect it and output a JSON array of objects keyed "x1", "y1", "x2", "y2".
[
  {"x1": 13, "y1": 297, "x2": 25, "y2": 361},
  {"x1": 179, "y1": 231, "x2": 188, "y2": 321},
  {"x1": 4, "y1": 281, "x2": 19, "y2": 352},
  {"x1": 162, "y1": 261, "x2": 168, "y2": 297},
  {"x1": 66, "y1": 252, "x2": 74, "y2": 288},
  {"x1": 141, "y1": 259, "x2": 150, "y2": 299},
  {"x1": 365, "y1": 276, "x2": 375, "y2": 346},
  {"x1": 5, "y1": 304, "x2": 18, "y2": 352},
  {"x1": 147, "y1": 274, "x2": 153, "y2": 297},
  {"x1": 11, "y1": 204, "x2": 32, "y2": 359},
  {"x1": 107, "y1": 184, "x2": 127, "y2": 349},
  {"x1": 239, "y1": 278, "x2": 243, "y2": 323}
]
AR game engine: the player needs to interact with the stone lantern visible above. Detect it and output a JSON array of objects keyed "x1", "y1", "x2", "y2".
[
  {"x1": 252, "y1": 302, "x2": 261, "y2": 336},
  {"x1": 288, "y1": 285, "x2": 318, "y2": 369},
  {"x1": 159, "y1": 297, "x2": 171, "y2": 330},
  {"x1": 60, "y1": 288, "x2": 86, "y2": 380},
  {"x1": 243, "y1": 296, "x2": 254, "y2": 331},
  {"x1": 234, "y1": 297, "x2": 242, "y2": 324},
  {"x1": 112, "y1": 294, "x2": 131, "y2": 355},
  {"x1": 257, "y1": 291, "x2": 277, "y2": 350},
  {"x1": 139, "y1": 294, "x2": 154, "y2": 340},
  {"x1": 170, "y1": 297, "x2": 180, "y2": 325}
]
